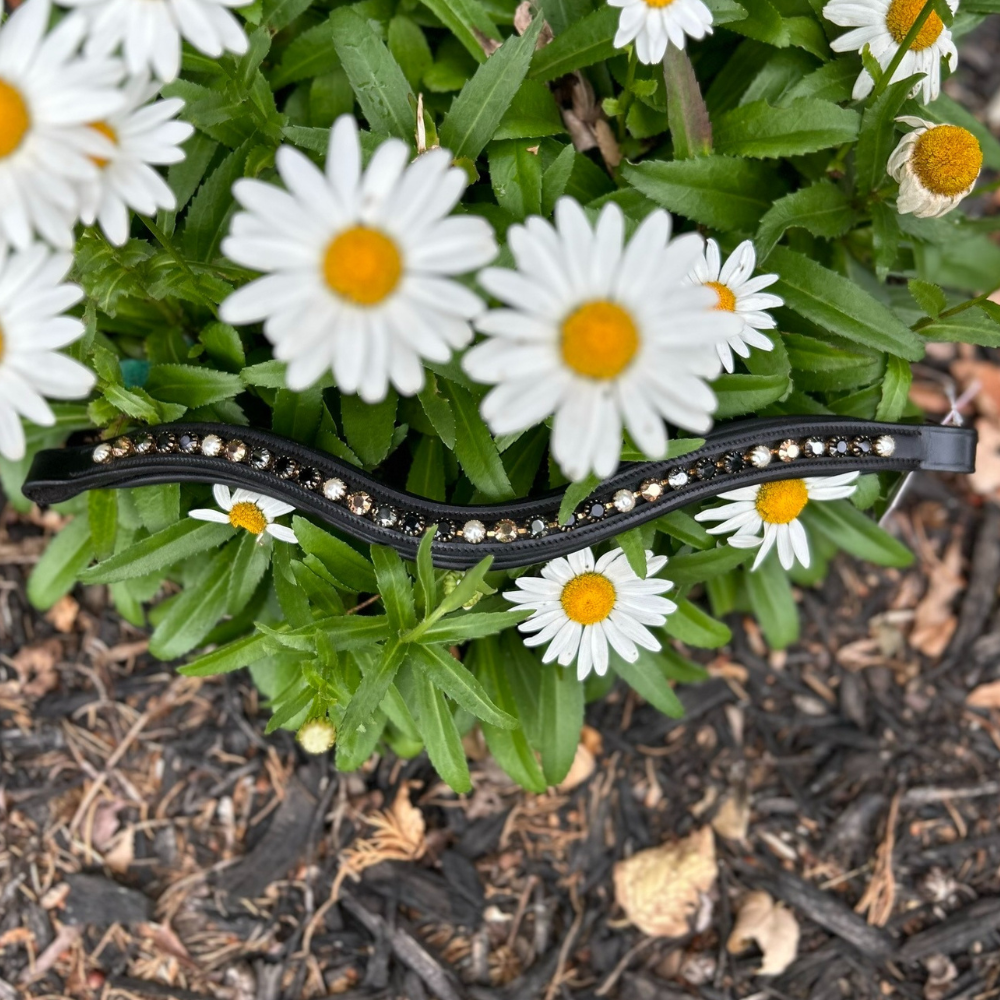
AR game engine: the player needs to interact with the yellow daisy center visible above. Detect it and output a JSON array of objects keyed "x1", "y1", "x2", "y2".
[
  {"x1": 323, "y1": 226, "x2": 402, "y2": 306},
  {"x1": 0, "y1": 79, "x2": 30, "y2": 159},
  {"x1": 0, "y1": 326, "x2": 5, "y2": 364},
  {"x1": 89, "y1": 121, "x2": 118, "y2": 168},
  {"x1": 643, "y1": 0, "x2": 677, "y2": 8},
  {"x1": 755, "y1": 480, "x2": 809, "y2": 524},
  {"x1": 910, "y1": 125, "x2": 983, "y2": 197},
  {"x1": 561, "y1": 572, "x2": 617, "y2": 625},
  {"x1": 707, "y1": 280, "x2": 737, "y2": 312},
  {"x1": 884, "y1": 0, "x2": 944, "y2": 50},
  {"x1": 560, "y1": 300, "x2": 639, "y2": 380},
  {"x1": 229, "y1": 501, "x2": 268, "y2": 535}
]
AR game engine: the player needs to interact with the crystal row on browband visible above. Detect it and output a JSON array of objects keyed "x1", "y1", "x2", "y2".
[{"x1": 90, "y1": 428, "x2": 897, "y2": 546}]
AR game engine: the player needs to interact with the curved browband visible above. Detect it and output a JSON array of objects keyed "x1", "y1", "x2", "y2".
[{"x1": 22, "y1": 418, "x2": 976, "y2": 569}]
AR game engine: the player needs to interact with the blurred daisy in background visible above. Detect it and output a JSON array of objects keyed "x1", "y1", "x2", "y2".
[
  {"x1": 220, "y1": 115, "x2": 497, "y2": 403},
  {"x1": 823, "y1": 0, "x2": 958, "y2": 102},
  {"x1": 189, "y1": 485, "x2": 298, "y2": 544},
  {"x1": 56, "y1": 0, "x2": 251, "y2": 83},
  {"x1": 0, "y1": 0, "x2": 124, "y2": 249},
  {"x1": 0, "y1": 244, "x2": 96, "y2": 461},
  {"x1": 610, "y1": 0, "x2": 713, "y2": 64},
  {"x1": 888, "y1": 116, "x2": 983, "y2": 218},
  {"x1": 505, "y1": 547, "x2": 677, "y2": 681},
  {"x1": 464, "y1": 198, "x2": 739, "y2": 482},
  {"x1": 688, "y1": 239, "x2": 783, "y2": 373},
  {"x1": 77, "y1": 73, "x2": 194, "y2": 245},
  {"x1": 694, "y1": 472, "x2": 861, "y2": 571}
]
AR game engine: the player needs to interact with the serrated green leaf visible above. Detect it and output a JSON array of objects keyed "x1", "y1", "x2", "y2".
[
  {"x1": 756, "y1": 181, "x2": 856, "y2": 259},
  {"x1": 854, "y1": 75, "x2": 921, "y2": 195},
  {"x1": 418, "y1": 0, "x2": 499, "y2": 63},
  {"x1": 919, "y1": 309, "x2": 1000, "y2": 347},
  {"x1": 664, "y1": 598, "x2": 731, "y2": 647},
  {"x1": 293, "y1": 517, "x2": 377, "y2": 593},
  {"x1": 414, "y1": 667, "x2": 472, "y2": 792},
  {"x1": 372, "y1": 544, "x2": 416, "y2": 630},
  {"x1": 538, "y1": 660, "x2": 584, "y2": 786},
  {"x1": 445, "y1": 381, "x2": 515, "y2": 500},
  {"x1": 800, "y1": 499, "x2": 913, "y2": 566},
  {"x1": 529, "y1": 5, "x2": 617, "y2": 82},
  {"x1": 27, "y1": 516, "x2": 93, "y2": 612},
  {"x1": 664, "y1": 46, "x2": 712, "y2": 159},
  {"x1": 342, "y1": 391, "x2": 398, "y2": 466},
  {"x1": 744, "y1": 552, "x2": 799, "y2": 649},
  {"x1": 908, "y1": 279, "x2": 947, "y2": 318},
  {"x1": 180, "y1": 631, "x2": 275, "y2": 676},
  {"x1": 88, "y1": 491, "x2": 118, "y2": 562},
  {"x1": 713, "y1": 98, "x2": 859, "y2": 158},
  {"x1": 411, "y1": 642, "x2": 517, "y2": 728},
  {"x1": 145, "y1": 364, "x2": 244, "y2": 407},
  {"x1": 610, "y1": 648, "x2": 684, "y2": 717}
]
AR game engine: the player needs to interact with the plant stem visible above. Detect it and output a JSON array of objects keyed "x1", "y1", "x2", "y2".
[{"x1": 868, "y1": 0, "x2": 938, "y2": 102}]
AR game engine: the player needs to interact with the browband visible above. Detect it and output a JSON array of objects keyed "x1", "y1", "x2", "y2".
[{"x1": 22, "y1": 418, "x2": 976, "y2": 569}]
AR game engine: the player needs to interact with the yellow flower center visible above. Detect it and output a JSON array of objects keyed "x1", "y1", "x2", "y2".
[
  {"x1": 643, "y1": 0, "x2": 677, "y2": 8},
  {"x1": 229, "y1": 501, "x2": 268, "y2": 535},
  {"x1": 323, "y1": 226, "x2": 402, "y2": 306},
  {"x1": 560, "y1": 301, "x2": 639, "y2": 380},
  {"x1": 0, "y1": 326, "x2": 5, "y2": 364},
  {"x1": 298, "y1": 718, "x2": 337, "y2": 754},
  {"x1": 561, "y1": 572, "x2": 617, "y2": 625},
  {"x1": 89, "y1": 121, "x2": 118, "y2": 168},
  {"x1": 884, "y1": 0, "x2": 944, "y2": 50},
  {"x1": 755, "y1": 479, "x2": 809, "y2": 524},
  {"x1": 707, "y1": 280, "x2": 737, "y2": 312},
  {"x1": 0, "y1": 79, "x2": 30, "y2": 159},
  {"x1": 910, "y1": 125, "x2": 983, "y2": 197}
]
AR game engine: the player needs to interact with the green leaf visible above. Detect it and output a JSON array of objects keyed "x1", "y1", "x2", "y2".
[
  {"x1": 713, "y1": 372, "x2": 791, "y2": 418},
  {"x1": 183, "y1": 141, "x2": 251, "y2": 262},
  {"x1": 200, "y1": 322, "x2": 245, "y2": 372},
  {"x1": 411, "y1": 643, "x2": 517, "y2": 728},
  {"x1": 616, "y1": 527, "x2": 648, "y2": 578},
  {"x1": 875, "y1": 354, "x2": 912, "y2": 423},
  {"x1": 610, "y1": 649, "x2": 684, "y2": 717},
  {"x1": 407, "y1": 436, "x2": 446, "y2": 501},
  {"x1": 488, "y1": 140, "x2": 543, "y2": 219},
  {"x1": 528, "y1": 5, "x2": 617, "y2": 82},
  {"x1": 769, "y1": 247, "x2": 924, "y2": 361},
  {"x1": 622, "y1": 155, "x2": 787, "y2": 231},
  {"x1": 908, "y1": 279, "x2": 947, "y2": 318},
  {"x1": 415, "y1": 526, "x2": 438, "y2": 617},
  {"x1": 416, "y1": 607, "x2": 531, "y2": 643},
  {"x1": 88, "y1": 491, "x2": 118, "y2": 562},
  {"x1": 744, "y1": 553, "x2": 799, "y2": 649},
  {"x1": 145, "y1": 364, "x2": 244, "y2": 407},
  {"x1": 538, "y1": 660, "x2": 584, "y2": 786},
  {"x1": 271, "y1": 20, "x2": 338, "y2": 88},
  {"x1": 264, "y1": 683, "x2": 314, "y2": 735},
  {"x1": 713, "y1": 98, "x2": 860, "y2": 158},
  {"x1": 495, "y1": 79, "x2": 565, "y2": 140},
  {"x1": 418, "y1": 374, "x2": 456, "y2": 449},
  {"x1": 227, "y1": 532, "x2": 271, "y2": 614},
  {"x1": 180, "y1": 632, "x2": 274, "y2": 676},
  {"x1": 663, "y1": 46, "x2": 712, "y2": 159},
  {"x1": 278, "y1": 614, "x2": 391, "y2": 651},
  {"x1": 871, "y1": 200, "x2": 900, "y2": 280},
  {"x1": 664, "y1": 599, "x2": 732, "y2": 647},
  {"x1": 342, "y1": 391, "x2": 398, "y2": 466},
  {"x1": 417, "y1": 0, "x2": 498, "y2": 62},
  {"x1": 755, "y1": 181, "x2": 856, "y2": 259},
  {"x1": 558, "y1": 473, "x2": 600, "y2": 525},
  {"x1": 339, "y1": 638, "x2": 405, "y2": 755},
  {"x1": 27, "y1": 516, "x2": 93, "y2": 611},
  {"x1": 81, "y1": 519, "x2": 234, "y2": 584},
  {"x1": 445, "y1": 382, "x2": 515, "y2": 500},
  {"x1": 149, "y1": 545, "x2": 232, "y2": 659},
  {"x1": 439, "y1": 17, "x2": 543, "y2": 162},
  {"x1": 372, "y1": 544, "x2": 416, "y2": 629},
  {"x1": 414, "y1": 667, "x2": 472, "y2": 792},
  {"x1": 330, "y1": 7, "x2": 415, "y2": 141},
  {"x1": 664, "y1": 544, "x2": 754, "y2": 585},
  {"x1": 388, "y1": 15, "x2": 433, "y2": 90},
  {"x1": 655, "y1": 511, "x2": 713, "y2": 548},
  {"x1": 725, "y1": 0, "x2": 787, "y2": 45},
  {"x1": 800, "y1": 499, "x2": 914, "y2": 566},
  {"x1": 293, "y1": 517, "x2": 377, "y2": 592},
  {"x1": 854, "y1": 75, "x2": 920, "y2": 195},
  {"x1": 783, "y1": 332, "x2": 884, "y2": 392},
  {"x1": 919, "y1": 309, "x2": 1000, "y2": 347},
  {"x1": 413, "y1": 556, "x2": 494, "y2": 634}
]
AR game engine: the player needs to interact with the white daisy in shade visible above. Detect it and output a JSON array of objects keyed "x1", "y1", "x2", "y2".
[
  {"x1": 888, "y1": 116, "x2": 983, "y2": 219},
  {"x1": 505, "y1": 547, "x2": 678, "y2": 681},
  {"x1": 694, "y1": 472, "x2": 860, "y2": 571},
  {"x1": 189, "y1": 485, "x2": 298, "y2": 545},
  {"x1": 463, "y1": 198, "x2": 739, "y2": 482},
  {"x1": 77, "y1": 73, "x2": 194, "y2": 246},
  {"x1": 609, "y1": 0, "x2": 713, "y2": 64},
  {"x1": 688, "y1": 239, "x2": 783, "y2": 374},
  {"x1": 0, "y1": 0, "x2": 124, "y2": 249},
  {"x1": 56, "y1": 0, "x2": 251, "y2": 84},
  {"x1": 823, "y1": 0, "x2": 958, "y2": 103},
  {"x1": 220, "y1": 115, "x2": 497, "y2": 403},
  {"x1": 0, "y1": 244, "x2": 96, "y2": 462}
]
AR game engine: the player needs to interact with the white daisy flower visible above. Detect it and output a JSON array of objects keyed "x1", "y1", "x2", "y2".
[
  {"x1": 887, "y1": 116, "x2": 983, "y2": 219},
  {"x1": 609, "y1": 0, "x2": 713, "y2": 65},
  {"x1": 0, "y1": 243, "x2": 96, "y2": 462},
  {"x1": 188, "y1": 485, "x2": 298, "y2": 544},
  {"x1": 463, "y1": 198, "x2": 740, "y2": 482},
  {"x1": 823, "y1": 0, "x2": 958, "y2": 103},
  {"x1": 505, "y1": 547, "x2": 678, "y2": 681},
  {"x1": 77, "y1": 73, "x2": 194, "y2": 246},
  {"x1": 220, "y1": 115, "x2": 497, "y2": 403},
  {"x1": 0, "y1": 0, "x2": 124, "y2": 249},
  {"x1": 56, "y1": 0, "x2": 251, "y2": 84},
  {"x1": 694, "y1": 472, "x2": 860, "y2": 571},
  {"x1": 687, "y1": 239, "x2": 783, "y2": 374}
]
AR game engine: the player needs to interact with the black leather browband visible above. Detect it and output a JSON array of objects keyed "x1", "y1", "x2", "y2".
[{"x1": 21, "y1": 418, "x2": 976, "y2": 569}]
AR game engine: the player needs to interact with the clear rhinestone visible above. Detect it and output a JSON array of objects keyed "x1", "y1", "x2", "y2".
[
  {"x1": 804, "y1": 438, "x2": 825, "y2": 458},
  {"x1": 748, "y1": 444, "x2": 772, "y2": 469},
  {"x1": 667, "y1": 469, "x2": 689, "y2": 489},
  {"x1": 177, "y1": 432, "x2": 199, "y2": 455},
  {"x1": 851, "y1": 437, "x2": 873, "y2": 457},
  {"x1": 201, "y1": 434, "x2": 223, "y2": 457},
  {"x1": 347, "y1": 492, "x2": 372, "y2": 515},
  {"x1": 92, "y1": 442, "x2": 112, "y2": 464},
  {"x1": 874, "y1": 434, "x2": 895, "y2": 457},
  {"x1": 613, "y1": 489, "x2": 635, "y2": 512},
  {"x1": 462, "y1": 519, "x2": 486, "y2": 543},
  {"x1": 134, "y1": 433, "x2": 155, "y2": 454},
  {"x1": 494, "y1": 519, "x2": 518, "y2": 543},
  {"x1": 250, "y1": 447, "x2": 272, "y2": 470},
  {"x1": 827, "y1": 437, "x2": 850, "y2": 457},
  {"x1": 111, "y1": 437, "x2": 133, "y2": 459},
  {"x1": 778, "y1": 439, "x2": 800, "y2": 462},
  {"x1": 374, "y1": 505, "x2": 398, "y2": 528},
  {"x1": 323, "y1": 477, "x2": 346, "y2": 501},
  {"x1": 639, "y1": 479, "x2": 663, "y2": 502},
  {"x1": 529, "y1": 518, "x2": 548, "y2": 537},
  {"x1": 225, "y1": 439, "x2": 247, "y2": 463}
]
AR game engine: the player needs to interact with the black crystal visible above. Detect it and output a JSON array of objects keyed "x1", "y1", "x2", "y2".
[
  {"x1": 274, "y1": 457, "x2": 298, "y2": 480},
  {"x1": 402, "y1": 513, "x2": 425, "y2": 536},
  {"x1": 435, "y1": 521, "x2": 457, "y2": 542},
  {"x1": 851, "y1": 437, "x2": 872, "y2": 456},
  {"x1": 719, "y1": 452, "x2": 744, "y2": 474},
  {"x1": 299, "y1": 467, "x2": 323, "y2": 490},
  {"x1": 156, "y1": 432, "x2": 177, "y2": 453},
  {"x1": 589, "y1": 503, "x2": 605, "y2": 519},
  {"x1": 693, "y1": 459, "x2": 717, "y2": 480}
]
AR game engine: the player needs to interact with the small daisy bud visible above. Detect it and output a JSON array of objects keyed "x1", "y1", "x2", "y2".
[
  {"x1": 441, "y1": 571, "x2": 483, "y2": 609},
  {"x1": 297, "y1": 718, "x2": 337, "y2": 754}
]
